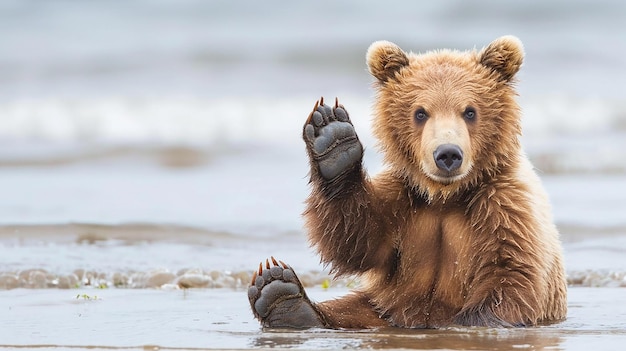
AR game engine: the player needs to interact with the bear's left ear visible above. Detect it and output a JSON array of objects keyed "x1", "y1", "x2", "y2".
[
  {"x1": 367, "y1": 40, "x2": 409, "y2": 83},
  {"x1": 479, "y1": 35, "x2": 524, "y2": 82}
]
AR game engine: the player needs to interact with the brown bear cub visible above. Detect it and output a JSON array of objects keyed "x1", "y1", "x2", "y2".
[{"x1": 248, "y1": 36, "x2": 567, "y2": 329}]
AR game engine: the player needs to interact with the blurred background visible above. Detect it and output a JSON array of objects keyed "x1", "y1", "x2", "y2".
[{"x1": 0, "y1": 0, "x2": 625, "y2": 283}]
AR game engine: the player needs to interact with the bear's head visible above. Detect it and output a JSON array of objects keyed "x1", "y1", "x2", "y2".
[{"x1": 367, "y1": 36, "x2": 524, "y2": 201}]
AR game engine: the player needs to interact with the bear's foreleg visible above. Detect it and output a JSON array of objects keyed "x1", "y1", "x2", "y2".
[
  {"x1": 248, "y1": 257, "x2": 388, "y2": 329},
  {"x1": 316, "y1": 292, "x2": 390, "y2": 329},
  {"x1": 302, "y1": 98, "x2": 396, "y2": 276}
]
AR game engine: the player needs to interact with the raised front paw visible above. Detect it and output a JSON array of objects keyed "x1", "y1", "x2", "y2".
[
  {"x1": 248, "y1": 257, "x2": 325, "y2": 328},
  {"x1": 303, "y1": 97, "x2": 363, "y2": 180}
]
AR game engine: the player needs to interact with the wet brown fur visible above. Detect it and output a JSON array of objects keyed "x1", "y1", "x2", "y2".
[{"x1": 303, "y1": 36, "x2": 567, "y2": 328}]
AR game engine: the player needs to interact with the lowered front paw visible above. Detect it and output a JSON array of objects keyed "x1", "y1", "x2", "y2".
[{"x1": 248, "y1": 257, "x2": 325, "y2": 328}]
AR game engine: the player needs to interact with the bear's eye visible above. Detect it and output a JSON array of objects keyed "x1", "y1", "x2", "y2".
[
  {"x1": 414, "y1": 107, "x2": 428, "y2": 122},
  {"x1": 463, "y1": 106, "x2": 477, "y2": 120}
]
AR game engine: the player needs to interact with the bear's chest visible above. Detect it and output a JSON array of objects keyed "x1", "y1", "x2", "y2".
[
  {"x1": 399, "y1": 206, "x2": 471, "y2": 269},
  {"x1": 396, "y1": 207, "x2": 473, "y2": 299},
  {"x1": 369, "y1": 207, "x2": 475, "y2": 327}
]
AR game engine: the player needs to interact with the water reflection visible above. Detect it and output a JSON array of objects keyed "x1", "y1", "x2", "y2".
[{"x1": 251, "y1": 327, "x2": 563, "y2": 350}]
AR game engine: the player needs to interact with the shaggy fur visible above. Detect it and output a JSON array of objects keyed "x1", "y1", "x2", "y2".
[{"x1": 303, "y1": 36, "x2": 567, "y2": 328}]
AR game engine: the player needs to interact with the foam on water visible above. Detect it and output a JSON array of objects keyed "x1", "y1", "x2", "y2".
[
  {"x1": 2, "y1": 96, "x2": 625, "y2": 143},
  {"x1": 1, "y1": 96, "x2": 625, "y2": 173}
]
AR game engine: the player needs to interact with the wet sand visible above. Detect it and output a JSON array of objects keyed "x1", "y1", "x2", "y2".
[{"x1": 1, "y1": 287, "x2": 625, "y2": 350}]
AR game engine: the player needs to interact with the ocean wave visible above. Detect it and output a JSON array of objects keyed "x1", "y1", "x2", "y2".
[
  {"x1": 1, "y1": 96, "x2": 624, "y2": 142},
  {"x1": 0, "y1": 96, "x2": 624, "y2": 174}
]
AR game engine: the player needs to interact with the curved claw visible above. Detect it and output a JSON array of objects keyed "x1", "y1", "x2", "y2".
[
  {"x1": 251, "y1": 270, "x2": 258, "y2": 286},
  {"x1": 306, "y1": 100, "x2": 320, "y2": 124}
]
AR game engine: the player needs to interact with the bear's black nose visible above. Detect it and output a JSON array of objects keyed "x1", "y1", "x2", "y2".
[{"x1": 433, "y1": 144, "x2": 463, "y2": 172}]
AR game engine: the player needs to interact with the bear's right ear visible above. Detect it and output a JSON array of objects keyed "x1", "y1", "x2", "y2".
[
  {"x1": 479, "y1": 35, "x2": 524, "y2": 82},
  {"x1": 367, "y1": 41, "x2": 409, "y2": 83}
]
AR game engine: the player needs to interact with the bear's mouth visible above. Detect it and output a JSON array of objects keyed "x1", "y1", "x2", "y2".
[
  {"x1": 427, "y1": 172, "x2": 467, "y2": 185},
  {"x1": 420, "y1": 160, "x2": 471, "y2": 185}
]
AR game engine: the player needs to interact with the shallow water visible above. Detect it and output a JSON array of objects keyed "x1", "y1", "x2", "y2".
[{"x1": 1, "y1": 287, "x2": 625, "y2": 350}]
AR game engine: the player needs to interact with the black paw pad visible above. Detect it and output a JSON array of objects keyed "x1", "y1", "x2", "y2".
[
  {"x1": 303, "y1": 97, "x2": 363, "y2": 180},
  {"x1": 247, "y1": 257, "x2": 325, "y2": 328}
]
